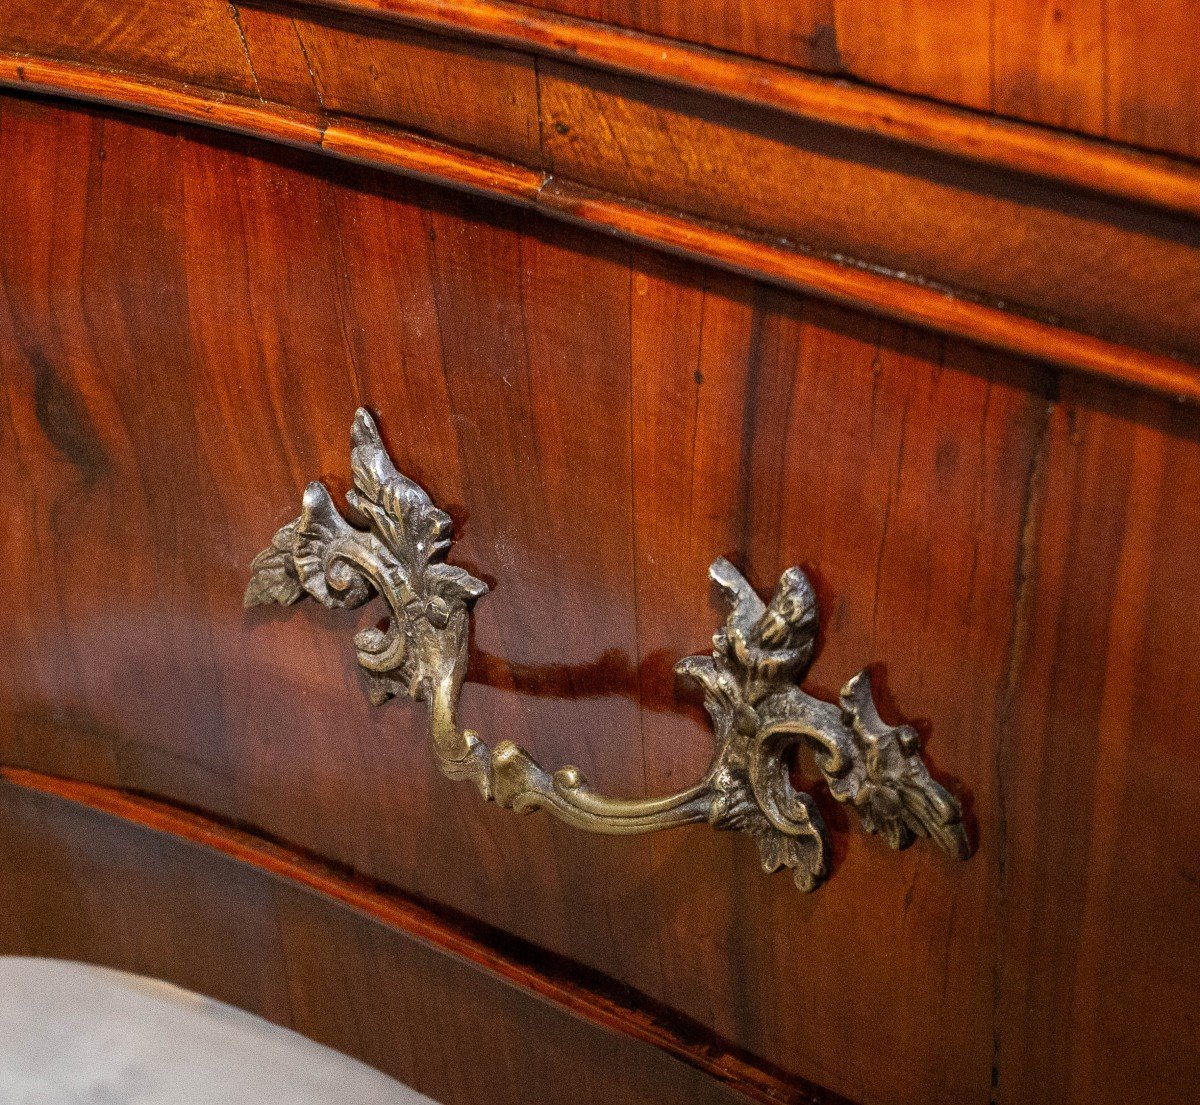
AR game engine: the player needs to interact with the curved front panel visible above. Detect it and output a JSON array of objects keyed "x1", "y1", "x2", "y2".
[{"x1": 1, "y1": 20, "x2": 1199, "y2": 1105}]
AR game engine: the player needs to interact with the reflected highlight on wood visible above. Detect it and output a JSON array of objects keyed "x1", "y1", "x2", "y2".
[
  {"x1": 246, "y1": 409, "x2": 968, "y2": 891},
  {"x1": 306, "y1": 0, "x2": 1200, "y2": 217},
  {"x1": 2, "y1": 53, "x2": 1199, "y2": 405},
  {"x1": 3, "y1": 78, "x2": 1200, "y2": 1105}
]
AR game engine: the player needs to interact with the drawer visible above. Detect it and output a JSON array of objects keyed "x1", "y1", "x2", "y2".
[{"x1": 2, "y1": 7, "x2": 1199, "y2": 1105}]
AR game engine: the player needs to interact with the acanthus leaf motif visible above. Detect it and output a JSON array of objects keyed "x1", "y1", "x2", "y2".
[
  {"x1": 679, "y1": 558, "x2": 830, "y2": 891},
  {"x1": 247, "y1": 408, "x2": 970, "y2": 893},
  {"x1": 245, "y1": 410, "x2": 488, "y2": 707},
  {"x1": 244, "y1": 518, "x2": 305, "y2": 609},
  {"x1": 349, "y1": 407, "x2": 454, "y2": 584},
  {"x1": 678, "y1": 556, "x2": 970, "y2": 890},
  {"x1": 831, "y1": 671, "x2": 971, "y2": 859}
]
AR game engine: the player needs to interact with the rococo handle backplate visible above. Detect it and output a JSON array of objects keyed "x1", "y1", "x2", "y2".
[{"x1": 246, "y1": 409, "x2": 970, "y2": 891}]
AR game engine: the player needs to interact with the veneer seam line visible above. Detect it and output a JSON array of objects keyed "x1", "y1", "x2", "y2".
[
  {"x1": 1, "y1": 53, "x2": 1198, "y2": 408},
  {"x1": 288, "y1": 0, "x2": 1200, "y2": 218}
]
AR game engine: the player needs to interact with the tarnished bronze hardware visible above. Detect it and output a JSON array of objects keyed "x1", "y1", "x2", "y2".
[{"x1": 246, "y1": 409, "x2": 970, "y2": 891}]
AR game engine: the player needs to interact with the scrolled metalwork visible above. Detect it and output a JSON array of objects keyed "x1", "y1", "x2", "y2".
[{"x1": 246, "y1": 408, "x2": 970, "y2": 891}]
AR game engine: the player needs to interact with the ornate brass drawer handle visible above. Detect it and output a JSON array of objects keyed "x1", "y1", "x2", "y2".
[{"x1": 246, "y1": 410, "x2": 970, "y2": 891}]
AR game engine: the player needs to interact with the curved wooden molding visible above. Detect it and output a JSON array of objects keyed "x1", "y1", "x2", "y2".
[
  {"x1": 0, "y1": 765, "x2": 839, "y2": 1105},
  {"x1": 4, "y1": 53, "x2": 1197, "y2": 406},
  {"x1": 299, "y1": 0, "x2": 1200, "y2": 222}
]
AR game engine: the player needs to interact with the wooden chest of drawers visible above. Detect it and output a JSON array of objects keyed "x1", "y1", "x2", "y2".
[{"x1": 1, "y1": 4, "x2": 1197, "y2": 1104}]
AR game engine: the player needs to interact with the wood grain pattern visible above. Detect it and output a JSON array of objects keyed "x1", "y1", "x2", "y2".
[
  {"x1": 537, "y1": 63, "x2": 1200, "y2": 363},
  {"x1": 291, "y1": 0, "x2": 1200, "y2": 219},
  {"x1": 833, "y1": 0, "x2": 993, "y2": 111},
  {"x1": 1105, "y1": 3, "x2": 1200, "y2": 161},
  {"x1": 0, "y1": 96, "x2": 1024, "y2": 1105},
  {"x1": 995, "y1": 377, "x2": 1200, "y2": 1105},
  {"x1": 3, "y1": 57, "x2": 1198, "y2": 407},
  {"x1": 318, "y1": 0, "x2": 1200, "y2": 158},
  {"x1": 992, "y1": 0, "x2": 1106, "y2": 134},
  {"x1": 288, "y1": 7, "x2": 543, "y2": 164},
  {"x1": 0, "y1": 774, "x2": 824, "y2": 1105},
  {"x1": 0, "y1": 0, "x2": 259, "y2": 93},
  {"x1": 5, "y1": 93, "x2": 1200, "y2": 1104},
  {"x1": 4, "y1": 0, "x2": 1200, "y2": 408},
  {"x1": 492, "y1": 0, "x2": 843, "y2": 72},
  {"x1": 6, "y1": 0, "x2": 1200, "y2": 195}
]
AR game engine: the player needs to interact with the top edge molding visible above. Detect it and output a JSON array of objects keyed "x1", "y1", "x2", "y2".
[
  {"x1": 290, "y1": 0, "x2": 1200, "y2": 220},
  {"x1": 2, "y1": 53, "x2": 1198, "y2": 407}
]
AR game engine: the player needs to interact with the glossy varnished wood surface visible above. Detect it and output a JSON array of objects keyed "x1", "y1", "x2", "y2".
[
  {"x1": 3, "y1": 0, "x2": 1200, "y2": 406},
  {"x1": 376, "y1": 0, "x2": 1200, "y2": 160},
  {"x1": 997, "y1": 378, "x2": 1200, "y2": 1103},
  {"x1": 0, "y1": 87, "x2": 1197, "y2": 407},
  {"x1": 2, "y1": 96, "x2": 1199, "y2": 1104},
  {"x1": 1, "y1": 767, "x2": 839, "y2": 1105},
  {"x1": 288, "y1": 0, "x2": 1200, "y2": 214},
  {"x1": 0, "y1": 777, "x2": 804, "y2": 1105}
]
